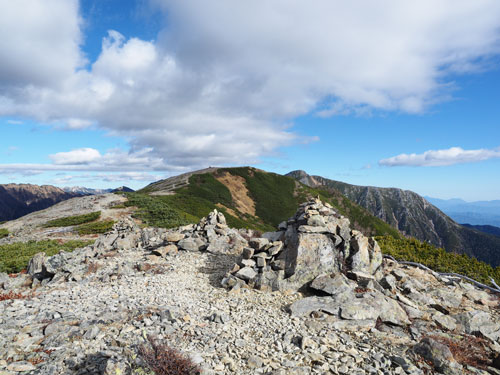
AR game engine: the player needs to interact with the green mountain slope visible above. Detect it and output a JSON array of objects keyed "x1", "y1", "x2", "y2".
[
  {"x1": 287, "y1": 170, "x2": 500, "y2": 267},
  {"x1": 133, "y1": 167, "x2": 401, "y2": 238}
]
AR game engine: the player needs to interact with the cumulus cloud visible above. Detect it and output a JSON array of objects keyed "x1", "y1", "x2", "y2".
[
  {"x1": 379, "y1": 146, "x2": 500, "y2": 167},
  {"x1": 0, "y1": 147, "x2": 173, "y2": 174},
  {"x1": 1, "y1": 1, "x2": 500, "y2": 171},
  {"x1": 50, "y1": 148, "x2": 102, "y2": 165}
]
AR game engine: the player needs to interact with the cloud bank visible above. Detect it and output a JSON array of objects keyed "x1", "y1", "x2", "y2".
[
  {"x1": 1, "y1": 0, "x2": 500, "y2": 171},
  {"x1": 379, "y1": 146, "x2": 500, "y2": 167}
]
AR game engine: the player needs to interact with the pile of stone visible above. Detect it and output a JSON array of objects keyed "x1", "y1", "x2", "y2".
[
  {"x1": 141, "y1": 209, "x2": 249, "y2": 256},
  {"x1": 222, "y1": 198, "x2": 382, "y2": 291}
]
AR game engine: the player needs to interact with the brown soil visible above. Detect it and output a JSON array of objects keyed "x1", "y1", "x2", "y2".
[{"x1": 215, "y1": 172, "x2": 256, "y2": 216}]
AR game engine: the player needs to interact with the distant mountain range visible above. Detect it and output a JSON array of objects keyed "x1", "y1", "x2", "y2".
[
  {"x1": 0, "y1": 184, "x2": 134, "y2": 223},
  {"x1": 286, "y1": 170, "x2": 500, "y2": 266},
  {"x1": 424, "y1": 196, "x2": 500, "y2": 227},
  {"x1": 462, "y1": 224, "x2": 500, "y2": 238},
  {"x1": 0, "y1": 184, "x2": 80, "y2": 222},
  {"x1": 63, "y1": 186, "x2": 134, "y2": 195}
]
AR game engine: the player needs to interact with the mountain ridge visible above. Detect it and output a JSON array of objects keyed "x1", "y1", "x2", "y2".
[
  {"x1": 286, "y1": 170, "x2": 500, "y2": 266},
  {"x1": 0, "y1": 183, "x2": 81, "y2": 223}
]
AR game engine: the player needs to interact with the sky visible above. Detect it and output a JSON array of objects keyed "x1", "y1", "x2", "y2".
[{"x1": 0, "y1": 0, "x2": 500, "y2": 201}]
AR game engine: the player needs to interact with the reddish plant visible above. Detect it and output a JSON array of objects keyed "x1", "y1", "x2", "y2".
[
  {"x1": 429, "y1": 335, "x2": 492, "y2": 369},
  {"x1": 139, "y1": 336, "x2": 201, "y2": 375},
  {"x1": 0, "y1": 291, "x2": 31, "y2": 301}
]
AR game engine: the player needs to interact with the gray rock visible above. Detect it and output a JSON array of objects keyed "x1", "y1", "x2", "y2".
[
  {"x1": 307, "y1": 215, "x2": 325, "y2": 227},
  {"x1": 340, "y1": 301, "x2": 379, "y2": 321},
  {"x1": 164, "y1": 232, "x2": 185, "y2": 242},
  {"x1": 247, "y1": 355, "x2": 263, "y2": 368},
  {"x1": 288, "y1": 296, "x2": 340, "y2": 317},
  {"x1": 379, "y1": 274, "x2": 397, "y2": 291},
  {"x1": 284, "y1": 231, "x2": 339, "y2": 286},
  {"x1": 413, "y1": 337, "x2": 462, "y2": 374},
  {"x1": 177, "y1": 237, "x2": 206, "y2": 252},
  {"x1": 348, "y1": 231, "x2": 382, "y2": 276},
  {"x1": 310, "y1": 273, "x2": 352, "y2": 296},
  {"x1": 235, "y1": 267, "x2": 257, "y2": 282},
  {"x1": 249, "y1": 238, "x2": 270, "y2": 251},
  {"x1": 27, "y1": 252, "x2": 46, "y2": 276},
  {"x1": 433, "y1": 313, "x2": 457, "y2": 331},
  {"x1": 241, "y1": 247, "x2": 254, "y2": 259},
  {"x1": 7, "y1": 361, "x2": 36, "y2": 372}
]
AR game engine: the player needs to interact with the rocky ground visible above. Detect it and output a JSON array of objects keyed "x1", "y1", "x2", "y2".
[{"x1": 2, "y1": 199, "x2": 500, "y2": 374}]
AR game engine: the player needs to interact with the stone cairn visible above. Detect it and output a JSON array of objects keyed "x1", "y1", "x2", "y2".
[{"x1": 222, "y1": 198, "x2": 383, "y2": 291}]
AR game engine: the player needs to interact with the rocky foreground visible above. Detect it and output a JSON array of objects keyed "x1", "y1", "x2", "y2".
[{"x1": 2, "y1": 199, "x2": 500, "y2": 374}]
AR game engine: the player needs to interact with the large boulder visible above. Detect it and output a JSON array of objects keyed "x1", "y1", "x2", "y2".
[
  {"x1": 347, "y1": 231, "x2": 383, "y2": 276},
  {"x1": 222, "y1": 198, "x2": 383, "y2": 291}
]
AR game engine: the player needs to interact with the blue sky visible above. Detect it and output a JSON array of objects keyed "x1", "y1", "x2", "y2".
[{"x1": 1, "y1": 0, "x2": 500, "y2": 201}]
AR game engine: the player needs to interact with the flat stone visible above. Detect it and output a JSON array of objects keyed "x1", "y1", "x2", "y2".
[
  {"x1": 177, "y1": 237, "x2": 206, "y2": 252},
  {"x1": 164, "y1": 232, "x2": 185, "y2": 242},
  {"x1": 310, "y1": 273, "x2": 352, "y2": 296},
  {"x1": 288, "y1": 296, "x2": 340, "y2": 317},
  {"x1": 235, "y1": 267, "x2": 257, "y2": 281},
  {"x1": 433, "y1": 313, "x2": 457, "y2": 331},
  {"x1": 7, "y1": 361, "x2": 36, "y2": 372},
  {"x1": 340, "y1": 302, "x2": 379, "y2": 321}
]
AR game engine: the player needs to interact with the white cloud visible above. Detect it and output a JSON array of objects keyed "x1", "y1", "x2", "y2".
[
  {"x1": 0, "y1": 0, "x2": 84, "y2": 88},
  {"x1": 0, "y1": 147, "x2": 174, "y2": 174},
  {"x1": 50, "y1": 148, "x2": 102, "y2": 165},
  {"x1": 379, "y1": 146, "x2": 500, "y2": 167},
  {"x1": 1, "y1": 1, "x2": 500, "y2": 171},
  {"x1": 6, "y1": 120, "x2": 23, "y2": 125},
  {"x1": 51, "y1": 171, "x2": 161, "y2": 185}
]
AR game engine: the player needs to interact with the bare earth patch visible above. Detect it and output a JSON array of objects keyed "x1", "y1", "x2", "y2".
[{"x1": 216, "y1": 172, "x2": 256, "y2": 216}]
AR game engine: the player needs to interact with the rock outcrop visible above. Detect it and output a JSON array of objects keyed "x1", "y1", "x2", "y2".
[{"x1": 222, "y1": 198, "x2": 382, "y2": 291}]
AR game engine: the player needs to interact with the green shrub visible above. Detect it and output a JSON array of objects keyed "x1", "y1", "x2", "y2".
[
  {"x1": 0, "y1": 228, "x2": 8, "y2": 239},
  {"x1": 44, "y1": 211, "x2": 101, "y2": 227},
  {"x1": 76, "y1": 220, "x2": 115, "y2": 235},
  {"x1": 0, "y1": 240, "x2": 92, "y2": 273},
  {"x1": 125, "y1": 193, "x2": 193, "y2": 228},
  {"x1": 376, "y1": 235, "x2": 500, "y2": 285}
]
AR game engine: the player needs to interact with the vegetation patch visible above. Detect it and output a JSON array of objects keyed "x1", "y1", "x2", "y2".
[
  {"x1": 76, "y1": 220, "x2": 115, "y2": 235},
  {"x1": 0, "y1": 291, "x2": 33, "y2": 301},
  {"x1": 377, "y1": 235, "x2": 500, "y2": 285},
  {"x1": 0, "y1": 228, "x2": 8, "y2": 239},
  {"x1": 138, "y1": 335, "x2": 201, "y2": 375},
  {"x1": 43, "y1": 211, "x2": 101, "y2": 227},
  {"x1": 429, "y1": 335, "x2": 492, "y2": 370},
  {"x1": 0, "y1": 240, "x2": 92, "y2": 273},
  {"x1": 125, "y1": 193, "x2": 194, "y2": 228}
]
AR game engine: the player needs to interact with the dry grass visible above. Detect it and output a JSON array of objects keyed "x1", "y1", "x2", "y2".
[
  {"x1": 139, "y1": 335, "x2": 201, "y2": 375},
  {"x1": 429, "y1": 334, "x2": 492, "y2": 369}
]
